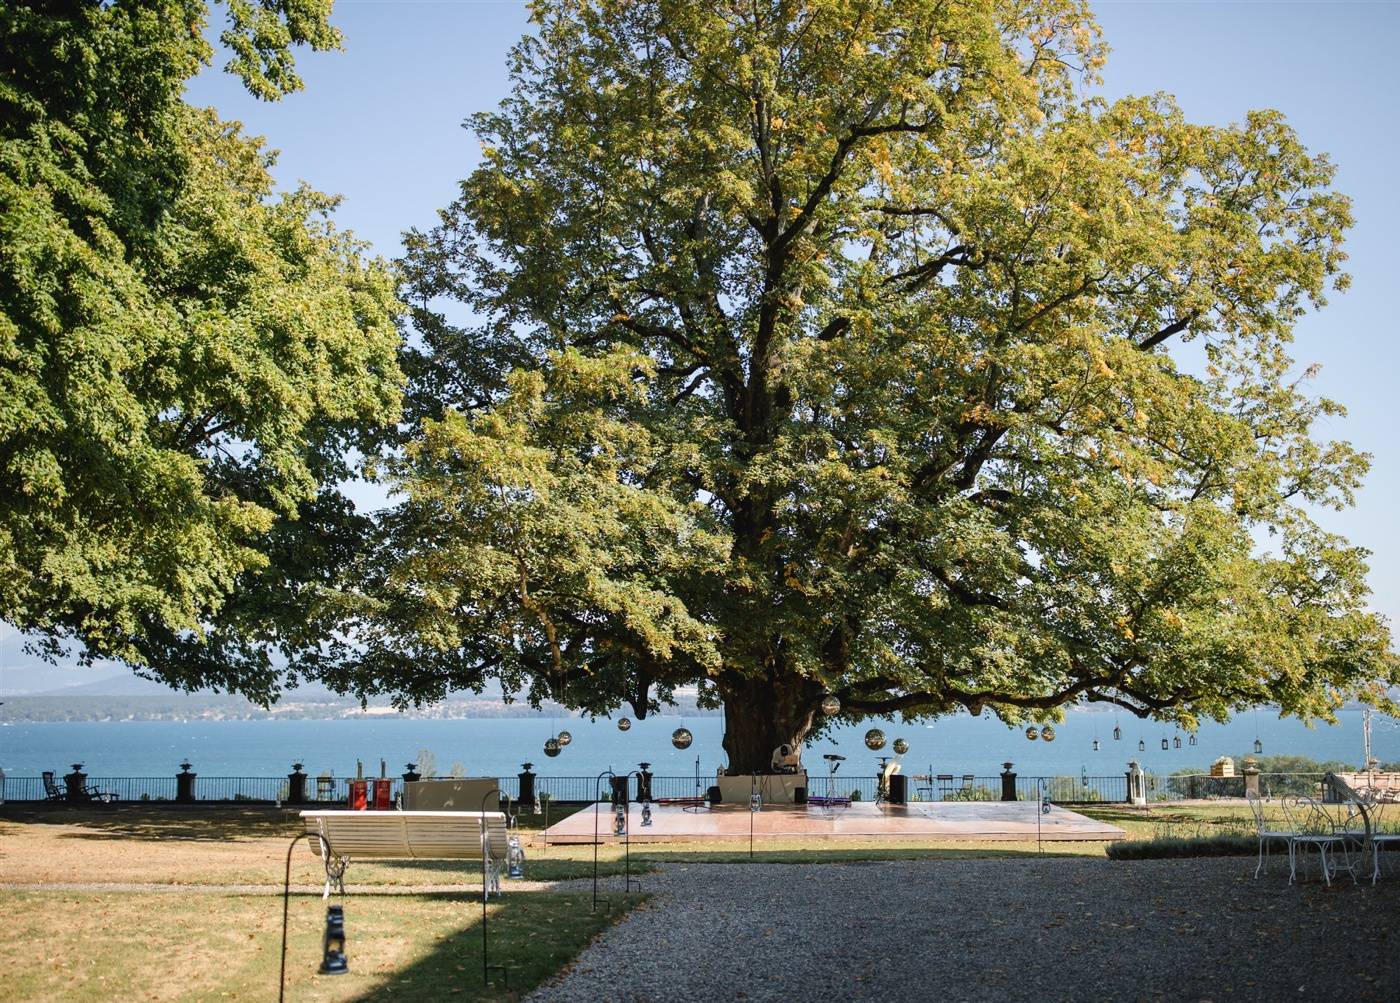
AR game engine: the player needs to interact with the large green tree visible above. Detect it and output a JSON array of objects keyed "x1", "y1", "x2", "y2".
[
  {"x1": 368, "y1": 0, "x2": 1392, "y2": 771},
  {"x1": 1, "y1": 1, "x2": 403, "y2": 698}
]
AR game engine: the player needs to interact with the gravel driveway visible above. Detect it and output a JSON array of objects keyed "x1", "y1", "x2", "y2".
[{"x1": 527, "y1": 857, "x2": 1399, "y2": 1002}]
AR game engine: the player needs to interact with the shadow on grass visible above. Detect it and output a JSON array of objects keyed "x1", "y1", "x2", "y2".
[
  {"x1": 342, "y1": 891, "x2": 644, "y2": 1003},
  {"x1": 0, "y1": 803, "x2": 301, "y2": 841}
]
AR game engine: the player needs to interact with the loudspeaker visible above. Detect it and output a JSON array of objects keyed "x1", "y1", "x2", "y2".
[
  {"x1": 706, "y1": 784, "x2": 722, "y2": 805},
  {"x1": 888, "y1": 773, "x2": 908, "y2": 805},
  {"x1": 610, "y1": 775, "x2": 630, "y2": 806},
  {"x1": 794, "y1": 786, "x2": 807, "y2": 805}
]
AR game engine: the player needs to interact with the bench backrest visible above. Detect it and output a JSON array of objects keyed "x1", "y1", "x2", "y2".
[{"x1": 302, "y1": 810, "x2": 509, "y2": 861}]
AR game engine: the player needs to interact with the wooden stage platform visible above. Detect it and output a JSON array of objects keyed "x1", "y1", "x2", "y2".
[{"x1": 541, "y1": 800, "x2": 1126, "y2": 844}]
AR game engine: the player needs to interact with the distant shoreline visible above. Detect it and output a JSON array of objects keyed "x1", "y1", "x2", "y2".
[{"x1": 0, "y1": 694, "x2": 715, "y2": 723}]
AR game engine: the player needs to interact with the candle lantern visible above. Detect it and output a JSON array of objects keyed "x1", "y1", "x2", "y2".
[{"x1": 319, "y1": 905, "x2": 348, "y2": 975}]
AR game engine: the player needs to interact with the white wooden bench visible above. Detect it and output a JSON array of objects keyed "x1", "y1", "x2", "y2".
[{"x1": 301, "y1": 810, "x2": 511, "y2": 899}]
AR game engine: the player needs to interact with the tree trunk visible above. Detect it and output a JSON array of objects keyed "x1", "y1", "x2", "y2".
[{"x1": 719, "y1": 672, "x2": 824, "y2": 775}]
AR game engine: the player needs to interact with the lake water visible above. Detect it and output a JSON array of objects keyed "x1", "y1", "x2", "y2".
[{"x1": 2, "y1": 708, "x2": 1394, "y2": 780}]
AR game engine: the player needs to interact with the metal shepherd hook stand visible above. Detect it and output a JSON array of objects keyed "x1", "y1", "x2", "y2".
[
  {"x1": 593, "y1": 769, "x2": 645, "y2": 913},
  {"x1": 1036, "y1": 777, "x2": 1053, "y2": 854},
  {"x1": 592, "y1": 769, "x2": 616, "y2": 913},
  {"x1": 620, "y1": 771, "x2": 644, "y2": 896},
  {"x1": 280, "y1": 831, "x2": 327, "y2": 1003},
  {"x1": 479, "y1": 787, "x2": 509, "y2": 989}
]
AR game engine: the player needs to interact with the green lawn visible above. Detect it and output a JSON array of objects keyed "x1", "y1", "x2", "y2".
[{"x1": 0, "y1": 888, "x2": 642, "y2": 1003}]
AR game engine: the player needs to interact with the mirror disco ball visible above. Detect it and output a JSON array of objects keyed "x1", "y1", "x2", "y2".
[
  {"x1": 864, "y1": 728, "x2": 886, "y2": 750},
  {"x1": 617, "y1": 718, "x2": 632, "y2": 732},
  {"x1": 671, "y1": 727, "x2": 693, "y2": 750},
  {"x1": 557, "y1": 730, "x2": 572, "y2": 747},
  {"x1": 1040, "y1": 725, "x2": 1056, "y2": 743},
  {"x1": 1025, "y1": 726, "x2": 1039, "y2": 740},
  {"x1": 892, "y1": 737, "x2": 909, "y2": 755},
  {"x1": 543, "y1": 738, "x2": 561, "y2": 757},
  {"x1": 821, "y1": 694, "x2": 841, "y2": 716}
]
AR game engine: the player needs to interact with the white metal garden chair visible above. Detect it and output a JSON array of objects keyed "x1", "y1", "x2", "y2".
[
  {"x1": 1280, "y1": 796, "x2": 1357, "y2": 886},
  {"x1": 1331, "y1": 776, "x2": 1399, "y2": 885},
  {"x1": 1246, "y1": 792, "x2": 1295, "y2": 879}
]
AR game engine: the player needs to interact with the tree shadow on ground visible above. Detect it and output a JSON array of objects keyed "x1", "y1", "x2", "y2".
[
  {"x1": 338, "y1": 891, "x2": 641, "y2": 1003},
  {"x1": 0, "y1": 803, "x2": 301, "y2": 841}
]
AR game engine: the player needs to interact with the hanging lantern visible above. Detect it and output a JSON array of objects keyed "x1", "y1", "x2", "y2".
[
  {"x1": 617, "y1": 718, "x2": 631, "y2": 732},
  {"x1": 1040, "y1": 725, "x2": 1056, "y2": 743},
  {"x1": 671, "y1": 727, "x2": 693, "y2": 750},
  {"x1": 543, "y1": 738, "x2": 561, "y2": 758},
  {"x1": 319, "y1": 905, "x2": 348, "y2": 975},
  {"x1": 864, "y1": 728, "x2": 886, "y2": 750},
  {"x1": 1173, "y1": 735, "x2": 1182, "y2": 749},
  {"x1": 821, "y1": 694, "x2": 841, "y2": 716},
  {"x1": 1025, "y1": 726, "x2": 1039, "y2": 741},
  {"x1": 556, "y1": 730, "x2": 572, "y2": 747},
  {"x1": 1160, "y1": 737, "x2": 1169, "y2": 751},
  {"x1": 1189, "y1": 733, "x2": 1198, "y2": 747},
  {"x1": 1254, "y1": 737, "x2": 1263, "y2": 755},
  {"x1": 1138, "y1": 738, "x2": 1146, "y2": 752},
  {"x1": 507, "y1": 835, "x2": 525, "y2": 879},
  {"x1": 892, "y1": 737, "x2": 909, "y2": 755},
  {"x1": 1112, "y1": 724, "x2": 1122, "y2": 742},
  {"x1": 1092, "y1": 738, "x2": 1100, "y2": 752}
]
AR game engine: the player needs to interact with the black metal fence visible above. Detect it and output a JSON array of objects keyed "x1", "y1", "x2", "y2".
[{"x1": 2, "y1": 771, "x2": 1138, "y2": 805}]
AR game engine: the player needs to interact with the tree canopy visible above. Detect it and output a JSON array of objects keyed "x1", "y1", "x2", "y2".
[
  {"x1": 1, "y1": 0, "x2": 402, "y2": 698},
  {"x1": 343, "y1": 0, "x2": 1396, "y2": 771}
]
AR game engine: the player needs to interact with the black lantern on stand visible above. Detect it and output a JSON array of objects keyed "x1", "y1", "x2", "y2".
[{"x1": 319, "y1": 905, "x2": 348, "y2": 975}]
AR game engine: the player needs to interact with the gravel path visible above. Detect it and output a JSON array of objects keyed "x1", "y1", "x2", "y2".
[{"x1": 528, "y1": 858, "x2": 1400, "y2": 1002}]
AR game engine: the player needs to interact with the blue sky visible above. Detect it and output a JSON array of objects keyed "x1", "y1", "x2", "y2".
[{"x1": 4, "y1": 1, "x2": 1397, "y2": 691}]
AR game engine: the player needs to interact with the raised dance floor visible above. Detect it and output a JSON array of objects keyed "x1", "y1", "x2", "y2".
[{"x1": 541, "y1": 800, "x2": 1126, "y2": 844}]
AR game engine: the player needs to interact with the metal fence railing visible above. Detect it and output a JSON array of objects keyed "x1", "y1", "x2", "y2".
[
  {"x1": 1156, "y1": 772, "x2": 1327, "y2": 801},
  {"x1": 10, "y1": 770, "x2": 1292, "y2": 806}
]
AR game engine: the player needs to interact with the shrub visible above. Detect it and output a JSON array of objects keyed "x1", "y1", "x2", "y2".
[{"x1": 1107, "y1": 835, "x2": 1256, "y2": 860}]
